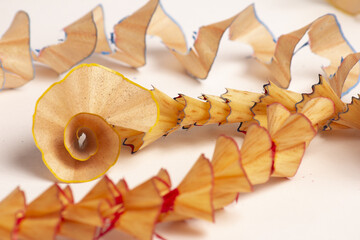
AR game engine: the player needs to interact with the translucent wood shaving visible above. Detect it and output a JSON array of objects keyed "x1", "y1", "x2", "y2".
[
  {"x1": 2, "y1": 1, "x2": 360, "y2": 239},
  {"x1": 0, "y1": 1, "x2": 359, "y2": 94},
  {"x1": 32, "y1": 60, "x2": 360, "y2": 183},
  {"x1": 2, "y1": 121, "x2": 319, "y2": 240},
  {"x1": 32, "y1": 64, "x2": 159, "y2": 182},
  {"x1": 0, "y1": 11, "x2": 33, "y2": 89},
  {"x1": 27, "y1": 68, "x2": 353, "y2": 238},
  {"x1": 7, "y1": 85, "x2": 341, "y2": 238}
]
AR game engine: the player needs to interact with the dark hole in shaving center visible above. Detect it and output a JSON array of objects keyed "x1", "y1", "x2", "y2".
[{"x1": 78, "y1": 132, "x2": 87, "y2": 149}]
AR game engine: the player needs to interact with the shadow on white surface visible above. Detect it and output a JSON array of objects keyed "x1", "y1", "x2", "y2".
[
  {"x1": 241, "y1": 57, "x2": 269, "y2": 83},
  {"x1": 320, "y1": 127, "x2": 360, "y2": 140},
  {"x1": 33, "y1": 63, "x2": 60, "y2": 81},
  {"x1": 251, "y1": 177, "x2": 289, "y2": 192},
  {"x1": 10, "y1": 141, "x2": 57, "y2": 182},
  {"x1": 303, "y1": 0, "x2": 331, "y2": 6},
  {"x1": 317, "y1": 129, "x2": 360, "y2": 176},
  {"x1": 145, "y1": 43, "x2": 190, "y2": 76},
  {"x1": 156, "y1": 221, "x2": 205, "y2": 239}
]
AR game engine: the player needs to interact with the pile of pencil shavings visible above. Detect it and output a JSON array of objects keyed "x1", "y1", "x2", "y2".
[{"x1": 1, "y1": 0, "x2": 360, "y2": 239}]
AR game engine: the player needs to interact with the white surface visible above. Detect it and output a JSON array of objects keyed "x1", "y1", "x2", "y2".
[{"x1": 1, "y1": 0, "x2": 360, "y2": 239}]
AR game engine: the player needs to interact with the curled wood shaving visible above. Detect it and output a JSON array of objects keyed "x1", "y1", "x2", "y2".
[
  {"x1": 11, "y1": 90, "x2": 339, "y2": 239},
  {"x1": 124, "y1": 73, "x2": 350, "y2": 151},
  {"x1": 329, "y1": 95, "x2": 360, "y2": 129},
  {"x1": 31, "y1": 62, "x2": 351, "y2": 239},
  {"x1": 0, "y1": 11, "x2": 33, "y2": 89},
  {"x1": 2, "y1": 110, "x2": 320, "y2": 239},
  {"x1": 2, "y1": 1, "x2": 360, "y2": 238},
  {"x1": 0, "y1": 1, "x2": 359, "y2": 94},
  {"x1": 33, "y1": 58, "x2": 360, "y2": 183},
  {"x1": 32, "y1": 64, "x2": 158, "y2": 182}
]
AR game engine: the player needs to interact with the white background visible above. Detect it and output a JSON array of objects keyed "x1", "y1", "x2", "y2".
[{"x1": 1, "y1": 0, "x2": 360, "y2": 239}]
